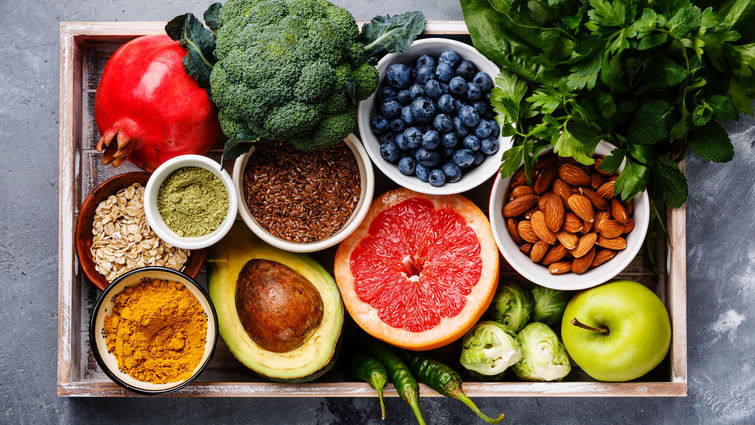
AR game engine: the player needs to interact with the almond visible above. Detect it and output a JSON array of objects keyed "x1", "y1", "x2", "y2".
[
  {"x1": 611, "y1": 199, "x2": 628, "y2": 224},
  {"x1": 542, "y1": 243, "x2": 568, "y2": 265},
  {"x1": 579, "y1": 187, "x2": 609, "y2": 210},
  {"x1": 591, "y1": 172, "x2": 607, "y2": 190},
  {"x1": 556, "y1": 231, "x2": 579, "y2": 250},
  {"x1": 534, "y1": 161, "x2": 558, "y2": 194},
  {"x1": 571, "y1": 232, "x2": 597, "y2": 258},
  {"x1": 623, "y1": 218, "x2": 635, "y2": 234},
  {"x1": 567, "y1": 194, "x2": 595, "y2": 223},
  {"x1": 553, "y1": 179, "x2": 573, "y2": 203},
  {"x1": 538, "y1": 191, "x2": 554, "y2": 211},
  {"x1": 524, "y1": 206, "x2": 539, "y2": 220},
  {"x1": 624, "y1": 199, "x2": 634, "y2": 215},
  {"x1": 510, "y1": 168, "x2": 528, "y2": 189},
  {"x1": 509, "y1": 185, "x2": 534, "y2": 200},
  {"x1": 583, "y1": 219, "x2": 594, "y2": 233},
  {"x1": 543, "y1": 194, "x2": 565, "y2": 233},
  {"x1": 571, "y1": 247, "x2": 595, "y2": 274},
  {"x1": 531, "y1": 211, "x2": 557, "y2": 244},
  {"x1": 594, "y1": 158, "x2": 611, "y2": 175},
  {"x1": 535, "y1": 153, "x2": 557, "y2": 169},
  {"x1": 507, "y1": 218, "x2": 522, "y2": 244},
  {"x1": 519, "y1": 243, "x2": 533, "y2": 255},
  {"x1": 592, "y1": 249, "x2": 617, "y2": 267},
  {"x1": 548, "y1": 261, "x2": 572, "y2": 275},
  {"x1": 563, "y1": 212, "x2": 583, "y2": 233},
  {"x1": 517, "y1": 220, "x2": 540, "y2": 243},
  {"x1": 531, "y1": 241, "x2": 548, "y2": 263},
  {"x1": 597, "y1": 219, "x2": 624, "y2": 239},
  {"x1": 558, "y1": 163, "x2": 591, "y2": 186},
  {"x1": 596, "y1": 181, "x2": 615, "y2": 200},
  {"x1": 503, "y1": 194, "x2": 539, "y2": 218},
  {"x1": 597, "y1": 235, "x2": 627, "y2": 250},
  {"x1": 594, "y1": 211, "x2": 611, "y2": 231}
]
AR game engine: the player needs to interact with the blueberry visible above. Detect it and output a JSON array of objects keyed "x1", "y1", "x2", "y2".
[
  {"x1": 396, "y1": 89, "x2": 412, "y2": 105},
  {"x1": 442, "y1": 162, "x2": 462, "y2": 183},
  {"x1": 439, "y1": 50, "x2": 461, "y2": 68},
  {"x1": 416, "y1": 54, "x2": 436, "y2": 69},
  {"x1": 377, "y1": 86, "x2": 397, "y2": 102},
  {"x1": 370, "y1": 115, "x2": 389, "y2": 135},
  {"x1": 433, "y1": 113, "x2": 454, "y2": 133},
  {"x1": 449, "y1": 76, "x2": 467, "y2": 95},
  {"x1": 401, "y1": 106, "x2": 415, "y2": 125},
  {"x1": 454, "y1": 99, "x2": 465, "y2": 113},
  {"x1": 441, "y1": 145, "x2": 456, "y2": 158},
  {"x1": 380, "y1": 100, "x2": 402, "y2": 120},
  {"x1": 377, "y1": 132, "x2": 395, "y2": 145},
  {"x1": 424, "y1": 79, "x2": 443, "y2": 99},
  {"x1": 466, "y1": 82, "x2": 482, "y2": 101},
  {"x1": 386, "y1": 64, "x2": 411, "y2": 89},
  {"x1": 415, "y1": 163, "x2": 430, "y2": 182},
  {"x1": 463, "y1": 135, "x2": 481, "y2": 151},
  {"x1": 473, "y1": 72, "x2": 494, "y2": 92},
  {"x1": 437, "y1": 94, "x2": 455, "y2": 114},
  {"x1": 410, "y1": 97, "x2": 436, "y2": 123},
  {"x1": 440, "y1": 83, "x2": 449, "y2": 94},
  {"x1": 403, "y1": 127, "x2": 423, "y2": 150},
  {"x1": 415, "y1": 65, "x2": 435, "y2": 83},
  {"x1": 442, "y1": 132, "x2": 459, "y2": 148},
  {"x1": 472, "y1": 100, "x2": 488, "y2": 116},
  {"x1": 435, "y1": 63, "x2": 454, "y2": 82},
  {"x1": 398, "y1": 156, "x2": 417, "y2": 176},
  {"x1": 453, "y1": 148, "x2": 475, "y2": 168},
  {"x1": 415, "y1": 148, "x2": 441, "y2": 167},
  {"x1": 488, "y1": 119, "x2": 500, "y2": 138},
  {"x1": 409, "y1": 83, "x2": 425, "y2": 99},
  {"x1": 459, "y1": 105, "x2": 481, "y2": 127},
  {"x1": 394, "y1": 132, "x2": 410, "y2": 151},
  {"x1": 473, "y1": 120, "x2": 493, "y2": 139},
  {"x1": 390, "y1": 119, "x2": 405, "y2": 133},
  {"x1": 473, "y1": 151, "x2": 485, "y2": 165},
  {"x1": 422, "y1": 130, "x2": 441, "y2": 150},
  {"x1": 481, "y1": 137, "x2": 500, "y2": 155},
  {"x1": 453, "y1": 116, "x2": 470, "y2": 137},
  {"x1": 380, "y1": 141, "x2": 400, "y2": 162},
  {"x1": 429, "y1": 169, "x2": 446, "y2": 187},
  {"x1": 456, "y1": 60, "x2": 477, "y2": 80}
]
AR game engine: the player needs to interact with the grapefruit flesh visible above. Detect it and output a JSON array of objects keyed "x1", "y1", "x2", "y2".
[{"x1": 335, "y1": 188, "x2": 499, "y2": 350}]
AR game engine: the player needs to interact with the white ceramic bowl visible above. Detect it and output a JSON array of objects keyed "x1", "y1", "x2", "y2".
[
  {"x1": 232, "y1": 133, "x2": 374, "y2": 253},
  {"x1": 489, "y1": 141, "x2": 650, "y2": 290},
  {"x1": 144, "y1": 154, "x2": 238, "y2": 250},
  {"x1": 357, "y1": 38, "x2": 512, "y2": 195},
  {"x1": 89, "y1": 267, "x2": 218, "y2": 394}
]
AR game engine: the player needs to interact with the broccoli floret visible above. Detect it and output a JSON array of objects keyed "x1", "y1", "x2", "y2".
[{"x1": 211, "y1": 0, "x2": 378, "y2": 150}]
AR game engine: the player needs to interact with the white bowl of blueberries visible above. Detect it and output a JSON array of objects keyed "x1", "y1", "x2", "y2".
[{"x1": 357, "y1": 38, "x2": 512, "y2": 194}]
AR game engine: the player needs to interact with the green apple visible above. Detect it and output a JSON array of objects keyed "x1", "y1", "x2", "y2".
[{"x1": 561, "y1": 280, "x2": 671, "y2": 382}]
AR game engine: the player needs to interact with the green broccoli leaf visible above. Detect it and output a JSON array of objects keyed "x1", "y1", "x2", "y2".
[
  {"x1": 204, "y1": 2, "x2": 222, "y2": 31},
  {"x1": 165, "y1": 13, "x2": 216, "y2": 88},
  {"x1": 666, "y1": 6, "x2": 702, "y2": 39},
  {"x1": 615, "y1": 160, "x2": 648, "y2": 200},
  {"x1": 628, "y1": 99, "x2": 670, "y2": 145},
  {"x1": 650, "y1": 155, "x2": 687, "y2": 207},
  {"x1": 221, "y1": 134, "x2": 260, "y2": 165},
  {"x1": 597, "y1": 148, "x2": 625, "y2": 174},
  {"x1": 687, "y1": 121, "x2": 735, "y2": 162},
  {"x1": 360, "y1": 11, "x2": 425, "y2": 61}
]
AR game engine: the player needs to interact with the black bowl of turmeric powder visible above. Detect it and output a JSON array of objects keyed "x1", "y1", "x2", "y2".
[{"x1": 89, "y1": 266, "x2": 218, "y2": 394}]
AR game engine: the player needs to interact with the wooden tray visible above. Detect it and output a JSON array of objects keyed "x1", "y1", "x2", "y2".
[{"x1": 58, "y1": 21, "x2": 687, "y2": 397}]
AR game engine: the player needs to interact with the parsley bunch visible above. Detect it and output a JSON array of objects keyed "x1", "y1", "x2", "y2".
[{"x1": 461, "y1": 0, "x2": 755, "y2": 207}]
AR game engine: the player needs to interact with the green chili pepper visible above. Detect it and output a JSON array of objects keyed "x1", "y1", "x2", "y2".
[
  {"x1": 350, "y1": 354, "x2": 388, "y2": 420},
  {"x1": 357, "y1": 338, "x2": 426, "y2": 425},
  {"x1": 403, "y1": 351, "x2": 505, "y2": 424}
]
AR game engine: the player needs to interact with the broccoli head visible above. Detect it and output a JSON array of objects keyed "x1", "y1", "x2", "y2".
[{"x1": 211, "y1": 0, "x2": 379, "y2": 150}]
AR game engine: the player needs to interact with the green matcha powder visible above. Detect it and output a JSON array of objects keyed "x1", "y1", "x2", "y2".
[{"x1": 157, "y1": 166, "x2": 229, "y2": 237}]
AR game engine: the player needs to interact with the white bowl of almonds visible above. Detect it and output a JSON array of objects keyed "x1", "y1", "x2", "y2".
[{"x1": 489, "y1": 141, "x2": 650, "y2": 290}]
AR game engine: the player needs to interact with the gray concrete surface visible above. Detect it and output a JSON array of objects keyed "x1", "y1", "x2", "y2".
[{"x1": 0, "y1": 0, "x2": 753, "y2": 424}]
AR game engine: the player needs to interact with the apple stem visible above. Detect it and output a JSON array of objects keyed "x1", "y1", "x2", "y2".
[{"x1": 570, "y1": 318, "x2": 609, "y2": 334}]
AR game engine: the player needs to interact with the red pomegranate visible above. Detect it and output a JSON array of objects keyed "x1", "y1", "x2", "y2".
[{"x1": 94, "y1": 35, "x2": 223, "y2": 171}]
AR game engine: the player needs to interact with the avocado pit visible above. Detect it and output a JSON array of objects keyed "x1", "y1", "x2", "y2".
[{"x1": 235, "y1": 259, "x2": 324, "y2": 353}]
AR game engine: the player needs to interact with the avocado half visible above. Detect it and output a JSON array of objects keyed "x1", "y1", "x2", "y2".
[{"x1": 207, "y1": 223, "x2": 343, "y2": 382}]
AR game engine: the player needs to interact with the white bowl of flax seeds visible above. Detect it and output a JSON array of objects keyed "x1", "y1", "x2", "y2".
[{"x1": 232, "y1": 133, "x2": 375, "y2": 253}]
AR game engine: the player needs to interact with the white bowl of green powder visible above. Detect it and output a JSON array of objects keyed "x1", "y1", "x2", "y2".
[{"x1": 144, "y1": 155, "x2": 238, "y2": 250}]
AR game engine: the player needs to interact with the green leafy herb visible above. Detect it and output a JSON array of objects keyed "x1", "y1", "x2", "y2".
[
  {"x1": 360, "y1": 11, "x2": 426, "y2": 62},
  {"x1": 165, "y1": 4, "x2": 220, "y2": 88}
]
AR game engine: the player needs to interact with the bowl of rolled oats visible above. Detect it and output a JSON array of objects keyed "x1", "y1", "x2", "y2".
[{"x1": 75, "y1": 172, "x2": 206, "y2": 290}]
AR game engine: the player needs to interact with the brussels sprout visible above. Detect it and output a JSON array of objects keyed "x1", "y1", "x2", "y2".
[
  {"x1": 512, "y1": 322, "x2": 571, "y2": 381},
  {"x1": 530, "y1": 286, "x2": 571, "y2": 327},
  {"x1": 460, "y1": 321, "x2": 521, "y2": 376},
  {"x1": 486, "y1": 279, "x2": 534, "y2": 332}
]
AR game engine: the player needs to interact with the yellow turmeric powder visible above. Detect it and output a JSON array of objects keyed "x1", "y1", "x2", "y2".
[{"x1": 104, "y1": 279, "x2": 207, "y2": 384}]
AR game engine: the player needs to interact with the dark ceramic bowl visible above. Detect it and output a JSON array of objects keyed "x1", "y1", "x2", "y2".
[{"x1": 75, "y1": 172, "x2": 206, "y2": 290}]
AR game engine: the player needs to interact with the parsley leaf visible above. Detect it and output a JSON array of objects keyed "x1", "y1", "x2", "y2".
[
  {"x1": 500, "y1": 145, "x2": 524, "y2": 177},
  {"x1": 687, "y1": 121, "x2": 735, "y2": 162},
  {"x1": 615, "y1": 160, "x2": 648, "y2": 200},
  {"x1": 666, "y1": 6, "x2": 702, "y2": 39},
  {"x1": 567, "y1": 52, "x2": 603, "y2": 91},
  {"x1": 552, "y1": 128, "x2": 595, "y2": 165},
  {"x1": 598, "y1": 148, "x2": 625, "y2": 174}
]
